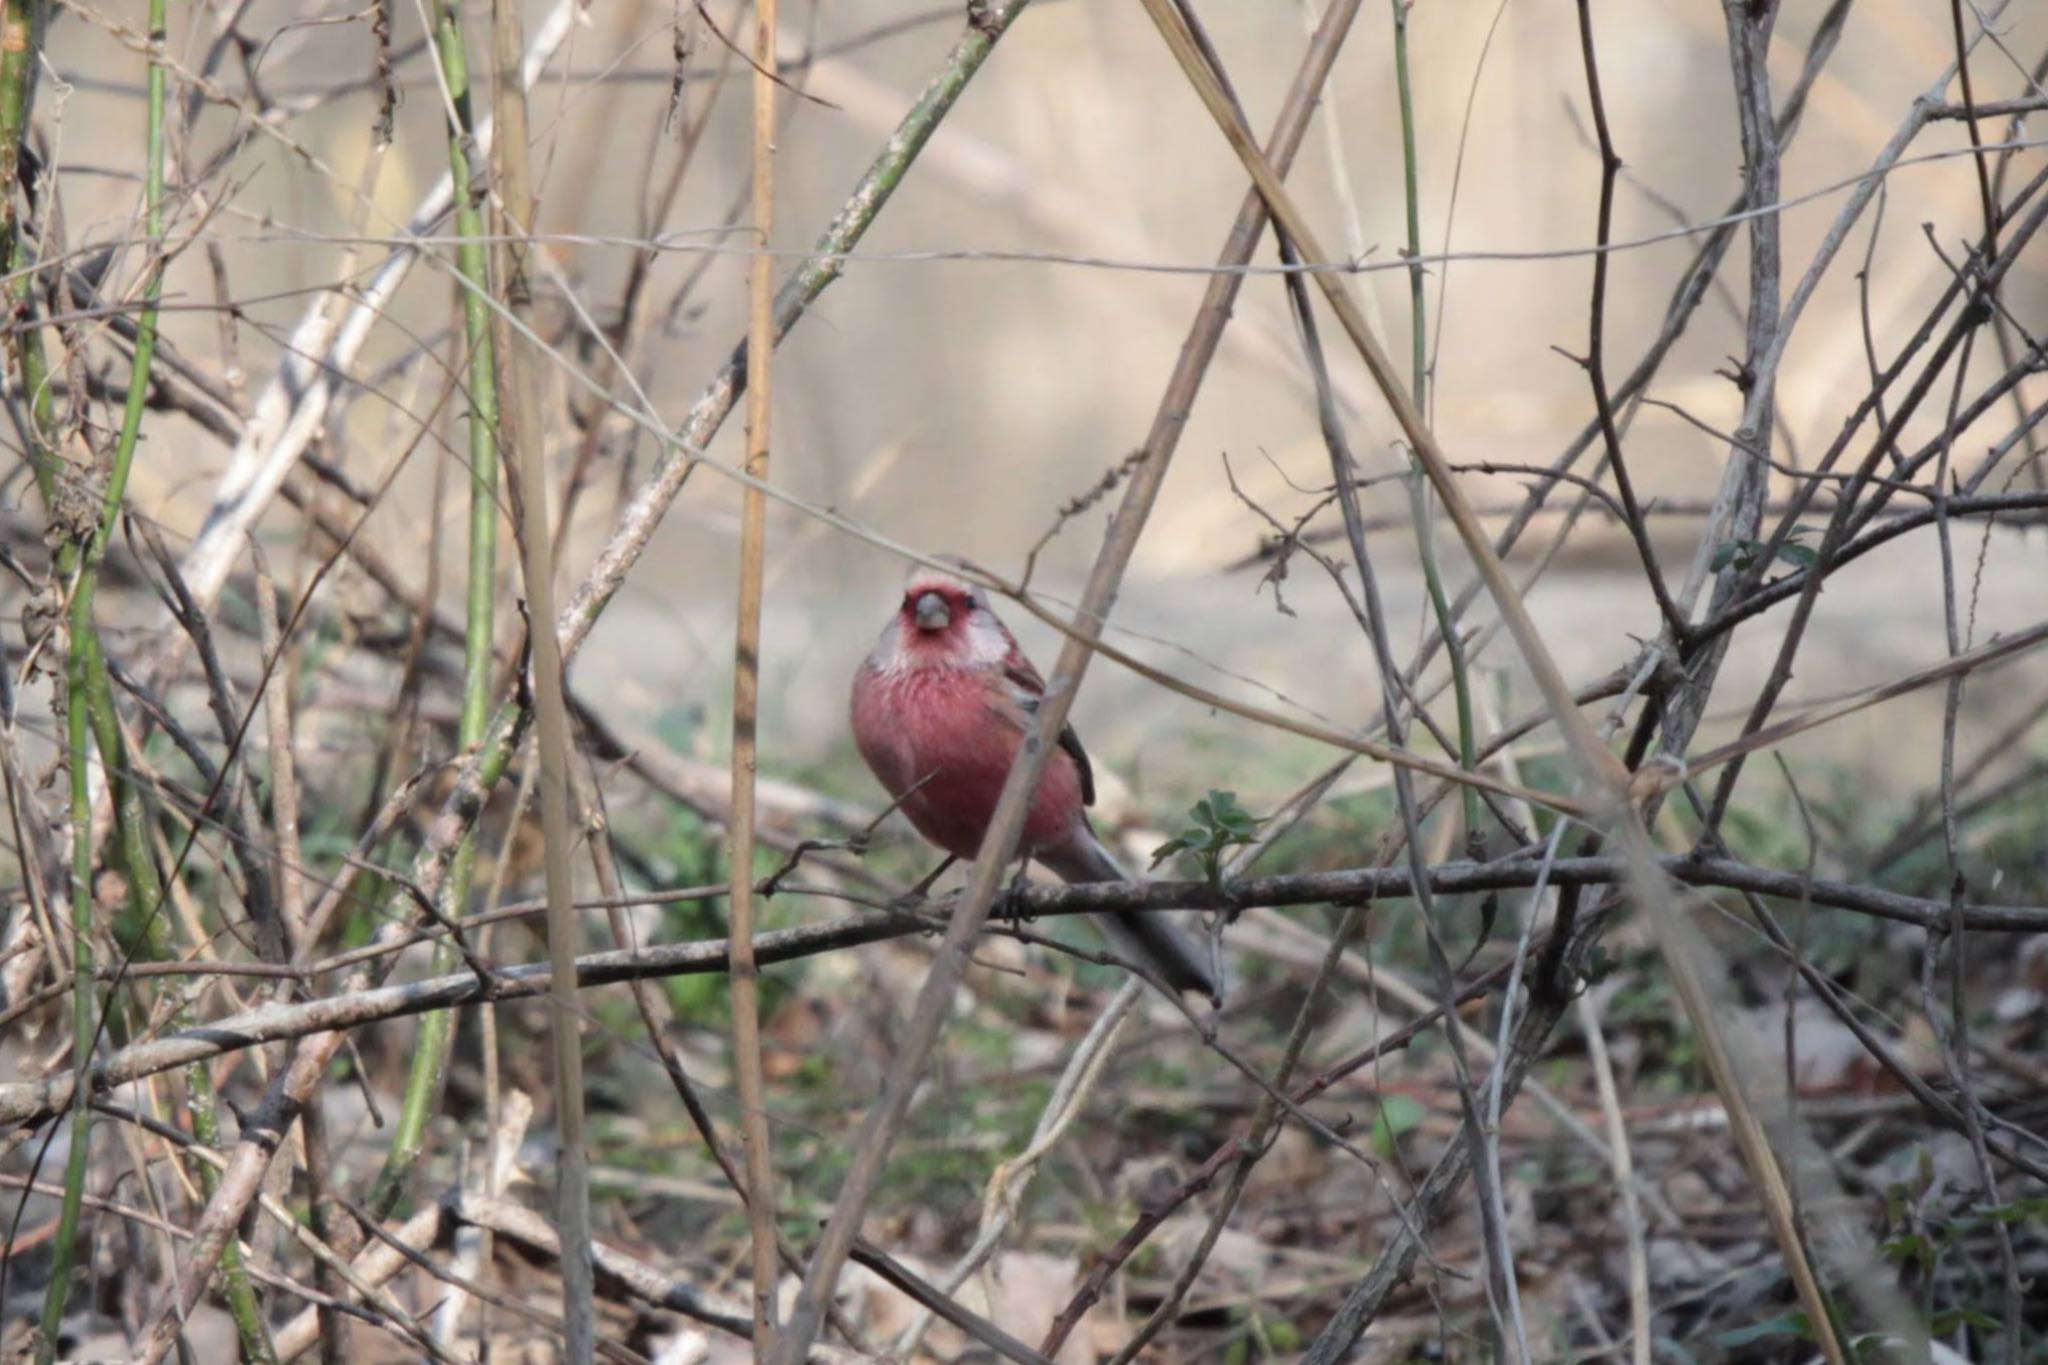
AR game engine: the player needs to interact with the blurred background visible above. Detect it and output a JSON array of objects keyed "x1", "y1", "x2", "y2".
[{"x1": 43, "y1": 0, "x2": 2047, "y2": 813}]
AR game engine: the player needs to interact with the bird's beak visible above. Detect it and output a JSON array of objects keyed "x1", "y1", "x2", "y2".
[{"x1": 913, "y1": 591, "x2": 952, "y2": 632}]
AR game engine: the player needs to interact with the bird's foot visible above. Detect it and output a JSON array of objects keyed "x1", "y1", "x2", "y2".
[{"x1": 1000, "y1": 857, "x2": 1036, "y2": 932}]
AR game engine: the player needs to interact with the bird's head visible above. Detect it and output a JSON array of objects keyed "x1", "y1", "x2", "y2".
[{"x1": 880, "y1": 557, "x2": 1011, "y2": 670}]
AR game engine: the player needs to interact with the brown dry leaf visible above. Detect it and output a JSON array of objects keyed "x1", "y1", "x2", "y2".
[
  {"x1": 1239, "y1": 1124, "x2": 1328, "y2": 1205},
  {"x1": 964, "y1": 1252, "x2": 1098, "y2": 1365},
  {"x1": 826, "y1": 1252, "x2": 1100, "y2": 1363}
]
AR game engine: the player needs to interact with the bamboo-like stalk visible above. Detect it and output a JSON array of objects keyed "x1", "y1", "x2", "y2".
[
  {"x1": 489, "y1": 0, "x2": 593, "y2": 1352},
  {"x1": 729, "y1": 0, "x2": 784, "y2": 1350},
  {"x1": 368, "y1": 0, "x2": 502, "y2": 1219}
]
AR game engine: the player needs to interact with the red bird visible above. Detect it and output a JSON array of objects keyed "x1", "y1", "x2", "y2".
[{"x1": 850, "y1": 559, "x2": 1218, "y2": 1001}]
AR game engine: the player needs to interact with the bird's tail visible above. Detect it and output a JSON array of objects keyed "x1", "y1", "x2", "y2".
[{"x1": 1041, "y1": 831, "x2": 1220, "y2": 1004}]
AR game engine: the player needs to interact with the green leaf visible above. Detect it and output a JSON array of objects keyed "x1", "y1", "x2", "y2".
[
  {"x1": 1369, "y1": 1095, "x2": 1426, "y2": 1155},
  {"x1": 1149, "y1": 838, "x2": 1187, "y2": 870},
  {"x1": 1200, "y1": 790, "x2": 1257, "y2": 839},
  {"x1": 1930, "y1": 1307, "x2": 2003, "y2": 1335},
  {"x1": 1776, "y1": 541, "x2": 1818, "y2": 568},
  {"x1": 1711, "y1": 541, "x2": 1739, "y2": 572},
  {"x1": 1881, "y1": 1232, "x2": 1931, "y2": 1263},
  {"x1": 1379, "y1": 1095, "x2": 1425, "y2": 1133},
  {"x1": 1973, "y1": 1195, "x2": 2048, "y2": 1224}
]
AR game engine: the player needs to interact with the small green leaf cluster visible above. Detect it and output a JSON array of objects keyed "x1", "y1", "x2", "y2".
[
  {"x1": 1151, "y1": 789, "x2": 1261, "y2": 887},
  {"x1": 1711, "y1": 524, "x2": 1818, "y2": 574}
]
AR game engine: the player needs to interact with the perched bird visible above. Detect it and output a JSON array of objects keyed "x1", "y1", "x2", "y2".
[{"x1": 849, "y1": 558, "x2": 1218, "y2": 1001}]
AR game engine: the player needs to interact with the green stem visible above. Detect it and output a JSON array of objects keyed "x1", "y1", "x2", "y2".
[
  {"x1": 1391, "y1": 0, "x2": 1425, "y2": 412},
  {"x1": 30, "y1": 3, "x2": 272, "y2": 1355},
  {"x1": 1389, "y1": 0, "x2": 1481, "y2": 848},
  {"x1": 187, "y1": 1064, "x2": 278, "y2": 1364},
  {"x1": 34, "y1": 3, "x2": 275, "y2": 1353},
  {"x1": 3, "y1": 0, "x2": 58, "y2": 542},
  {"x1": 39, "y1": 622, "x2": 93, "y2": 1360},
  {"x1": 6, "y1": 0, "x2": 80, "y2": 1350},
  {"x1": 78, "y1": 630, "x2": 277, "y2": 1361},
  {"x1": 371, "y1": 0, "x2": 500, "y2": 1218},
  {"x1": 96, "y1": 0, "x2": 165, "y2": 562}
]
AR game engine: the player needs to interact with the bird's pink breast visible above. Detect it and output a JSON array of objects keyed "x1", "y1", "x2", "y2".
[{"x1": 850, "y1": 663, "x2": 1086, "y2": 863}]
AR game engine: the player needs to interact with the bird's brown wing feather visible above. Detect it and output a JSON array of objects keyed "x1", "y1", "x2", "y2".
[{"x1": 999, "y1": 658, "x2": 1097, "y2": 808}]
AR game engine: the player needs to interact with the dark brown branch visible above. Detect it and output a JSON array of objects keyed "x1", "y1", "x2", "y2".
[
  {"x1": 1573, "y1": 0, "x2": 1690, "y2": 640},
  {"x1": 6, "y1": 852, "x2": 2042, "y2": 1129}
]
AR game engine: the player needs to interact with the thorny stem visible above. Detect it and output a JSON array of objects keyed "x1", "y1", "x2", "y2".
[
  {"x1": 370, "y1": 0, "x2": 501, "y2": 1220},
  {"x1": 1572, "y1": 0, "x2": 1692, "y2": 644},
  {"x1": 78, "y1": 634, "x2": 278, "y2": 1355},
  {"x1": 0, "y1": 0, "x2": 87, "y2": 1344},
  {"x1": 2, "y1": 0, "x2": 56, "y2": 535},
  {"x1": 38, "y1": 623, "x2": 92, "y2": 1364},
  {"x1": 18, "y1": 0, "x2": 272, "y2": 1353}
]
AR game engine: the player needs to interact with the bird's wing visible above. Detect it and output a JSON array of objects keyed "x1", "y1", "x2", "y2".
[{"x1": 997, "y1": 653, "x2": 1097, "y2": 808}]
